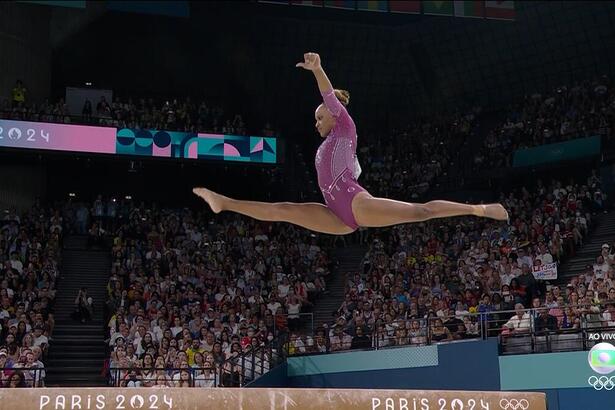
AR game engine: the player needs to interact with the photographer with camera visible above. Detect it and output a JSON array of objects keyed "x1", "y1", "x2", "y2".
[{"x1": 74, "y1": 287, "x2": 94, "y2": 323}]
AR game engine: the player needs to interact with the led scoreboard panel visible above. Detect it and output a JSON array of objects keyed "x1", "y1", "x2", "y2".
[{"x1": 0, "y1": 119, "x2": 277, "y2": 164}]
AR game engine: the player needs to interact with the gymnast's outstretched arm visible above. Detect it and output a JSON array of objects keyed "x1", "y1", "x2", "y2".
[{"x1": 296, "y1": 52, "x2": 332, "y2": 95}]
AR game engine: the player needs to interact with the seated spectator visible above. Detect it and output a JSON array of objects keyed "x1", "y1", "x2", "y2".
[
  {"x1": 430, "y1": 319, "x2": 453, "y2": 342},
  {"x1": 7, "y1": 371, "x2": 25, "y2": 388},
  {"x1": 602, "y1": 303, "x2": 615, "y2": 327},
  {"x1": 329, "y1": 326, "x2": 352, "y2": 352},
  {"x1": 503, "y1": 303, "x2": 531, "y2": 334},
  {"x1": 443, "y1": 308, "x2": 465, "y2": 340},
  {"x1": 407, "y1": 320, "x2": 427, "y2": 346},
  {"x1": 311, "y1": 329, "x2": 328, "y2": 353},
  {"x1": 350, "y1": 326, "x2": 371, "y2": 350},
  {"x1": 82, "y1": 99, "x2": 93, "y2": 122},
  {"x1": 533, "y1": 307, "x2": 558, "y2": 334}
]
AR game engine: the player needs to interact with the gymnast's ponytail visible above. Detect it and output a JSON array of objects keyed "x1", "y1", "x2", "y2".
[{"x1": 334, "y1": 89, "x2": 350, "y2": 107}]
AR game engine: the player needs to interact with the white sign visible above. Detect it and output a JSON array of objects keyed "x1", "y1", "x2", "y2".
[
  {"x1": 65, "y1": 86, "x2": 113, "y2": 116},
  {"x1": 532, "y1": 262, "x2": 558, "y2": 280}
]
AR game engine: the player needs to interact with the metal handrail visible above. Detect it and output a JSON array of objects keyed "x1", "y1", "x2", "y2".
[
  {"x1": 106, "y1": 343, "x2": 282, "y2": 388},
  {"x1": 0, "y1": 367, "x2": 45, "y2": 388},
  {"x1": 286, "y1": 301, "x2": 615, "y2": 356}
]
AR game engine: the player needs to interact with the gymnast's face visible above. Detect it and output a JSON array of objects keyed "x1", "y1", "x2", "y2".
[{"x1": 315, "y1": 104, "x2": 335, "y2": 138}]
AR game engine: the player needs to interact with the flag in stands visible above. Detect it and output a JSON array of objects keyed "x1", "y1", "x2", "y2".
[
  {"x1": 485, "y1": 0, "x2": 515, "y2": 20},
  {"x1": 389, "y1": 0, "x2": 420, "y2": 13},
  {"x1": 324, "y1": 0, "x2": 357, "y2": 9},
  {"x1": 453, "y1": 0, "x2": 484, "y2": 18},
  {"x1": 290, "y1": 0, "x2": 324, "y2": 5},
  {"x1": 423, "y1": 0, "x2": 454, "y2": 16},
  {"x1": 357, "y1": 0, "x2": 387, "y2": 12}
]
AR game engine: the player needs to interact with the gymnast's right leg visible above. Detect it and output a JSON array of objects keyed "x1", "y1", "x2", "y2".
[{"x1": 193, "y1": 187, "x2": 355, "y2": 235}]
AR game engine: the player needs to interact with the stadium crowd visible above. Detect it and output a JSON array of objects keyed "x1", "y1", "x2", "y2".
[
  {"x1": 0, "y1": 202, "x2": 61, "y2": 387},
  {"x1": 2, "y1": 79, "x2": 264, "y2": 137},
  {"x1": 357, "y1": 108, "x2": 478, "y2": 201},
  {"x1": 476, "y1": 76, "x2": 615, "y2": 170},
  {"x1": 101, "y1": 200, "x2": 332, "y2": 387},
  {"x1": 286, "y1": 171, "x2": 611, "y2": 354},
  {"x1": 3, "y1": 75, "x2": 615, "y2": 382}
]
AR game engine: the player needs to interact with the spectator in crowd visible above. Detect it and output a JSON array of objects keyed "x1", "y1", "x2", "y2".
[
  {"x1": 350, "y1": 325, "x2": 370, "y2": 349},
  {"x1": 11, "y1": 80, "x2": 26, "y2": 108},
  {"x1": 1, "y1": 91, "x2": 249, "y2": 137},
  {"x1": 82, "y1": 100, "x2": 93, "y2": 122},
  {"x1": 74, "y1": 287, "x2": 93, "y2": 323},
  {"x1": 477, "y1": 76, "x2": 615, "y2": 171},
  {"x1": 430, "y1": 319, "x2": 453, "y2": 342},
  {"x1": 0, "y1": 202, "x2": 61, "y2": 387},
  {"x1": 100, "y1": 199, "x2": 332, "y2": 386},
  {"x1": 534, "y1": 307, "x2": 558, "y2": 334},
  {"x1": 503, "y1": 303, "x2": 531, "y2": 334}
]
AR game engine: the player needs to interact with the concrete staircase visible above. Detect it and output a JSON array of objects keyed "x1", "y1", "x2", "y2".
[
  {"x1": 46, "y1": 235, "x2": 110, "y2": 386},
  {"x1": 310, "y1": 244, "x2": 367, "y2": 331},
  {"x1": 557, "y1": 212, "x2": 615, "y2": 283}
]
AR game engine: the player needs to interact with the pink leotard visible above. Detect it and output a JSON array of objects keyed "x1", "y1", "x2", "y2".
[{"x1": 315, "y1": 88, "x2": 367, "y2": 230}]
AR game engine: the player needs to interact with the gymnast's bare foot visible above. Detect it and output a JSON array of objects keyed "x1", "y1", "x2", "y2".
[
  {"x1": 193, "y1": 187, "x2": 227, "y2": 214},
  {"x1": 475, "y1": 204, "x2": 509, "y2": 222}
]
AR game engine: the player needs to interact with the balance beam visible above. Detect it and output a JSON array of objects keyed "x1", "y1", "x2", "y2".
[{"x1": 0, "y1": 387, "x2": 547, "y2": 410}]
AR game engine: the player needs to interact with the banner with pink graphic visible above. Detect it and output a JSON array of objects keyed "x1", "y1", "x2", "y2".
[
  {"x1": 0, "y1": 119, "x2": 116, "y2": 153},
  {"x1": 0, "y1": 120, "x2": 277, "y2": 164}
]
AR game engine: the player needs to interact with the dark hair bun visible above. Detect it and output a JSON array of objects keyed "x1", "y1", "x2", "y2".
[{"x1": 334, "y1": 89, "x2": 350, "y2": 106}]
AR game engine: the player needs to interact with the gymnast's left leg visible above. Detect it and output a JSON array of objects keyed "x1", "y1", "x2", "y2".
[{"x1": 351, "y1": 192, "x2": 508, "y2": 228}]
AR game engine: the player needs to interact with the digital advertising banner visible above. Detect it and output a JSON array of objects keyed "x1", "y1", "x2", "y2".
[
  {"x1": 0, "y1": 120, "x2": 277, "y2": 164},
  {"x1": 512, "y1": 135, "x2": 601, "y2": 168}
]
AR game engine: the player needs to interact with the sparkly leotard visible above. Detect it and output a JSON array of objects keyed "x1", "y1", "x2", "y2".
[{"x1": 315, "y1": 88, "x2": 367, "y2": 230}]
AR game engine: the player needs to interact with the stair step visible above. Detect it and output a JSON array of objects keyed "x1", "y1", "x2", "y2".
[
  {"x1": 52, "y1": 337, "x2": 104, "y2": 342},
  {"x1": 46, "y1": 366, "x2": 103, "y2": 374},
  {"x1": 47, "y1": 359, "x2": 106, "y2": 367},
  {"x1": 52, "y1": 340, "x2": 105, "y2": 347},
  {"x1": 50, "y1": 352, "x2": 107, "y2": 360},
  {"x1": 557, "y1": 212, "x2": 614, "y2": 283},
  {"x1": 49, "y1": 236, "x2": 130, "y2": 386},
  {"x1": 46, "y1": 381, "x2": 108, "y2": 387},
  {"x1": 53, "y1": 329, "x2": 104, "y2": 335},
  {"x1": 45, "y1": 376, "x2": 108, "y2": 384}
]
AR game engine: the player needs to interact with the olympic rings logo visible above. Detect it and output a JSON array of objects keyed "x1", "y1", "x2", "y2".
[
  {"x1": 499, "y1": 399, "x2": 530, "y2": 410},
  {"x1": 588, "y1": 376, "x2": 615, "y2": 390}
]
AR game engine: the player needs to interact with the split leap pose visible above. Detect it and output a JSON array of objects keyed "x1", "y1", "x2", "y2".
[{"x1": 194, "y1": 52, "x2": 508, "y2": 235}]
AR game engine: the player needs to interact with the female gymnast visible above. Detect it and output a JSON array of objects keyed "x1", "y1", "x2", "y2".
[{"x1": 193, "y1": 52, "x2": 508, "y2": 235}]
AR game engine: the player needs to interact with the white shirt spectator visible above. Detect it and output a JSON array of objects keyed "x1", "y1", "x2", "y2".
[
  {"x1": 329, "y1": 332, "x2": 353, "y2": 351},
  {"x1": 145, "y1": 250, "x2": 161, "y2": 260},
  {"x1": 504, "y1": 312, "x2": 531, "y2": 332},
  {"x1": 287, "y1": 302, "x2": 301, "y2": 319},
  {"x1": 537, "y1": 252, "x2": 553, "y2": 265},
  {"x1": 500, "y1": 272, "x2": 516, "y2": 287},
  {"x1": 194, "y1": 371, "x2": 217, "y2": 387},
  {"x1": 292, "y1": 337, "x2": 306, "y2": 354},
  {"x1": 267, "y1": 301, "x2": 282, "y2": 315},
  {"x1": 33, "y1": 335, "x2": 48, "y2": 348},
  {"x1": 602, "y1": 311, "x2": 615, "y2": 327},
  {"x1": 594, "y1": 262, "x2": 610, "y2": 279},
  {"x1": 10, "y1": 259, "x2": 23, "y2": 274},
  {"x1": 517, "y1": 255, "x2": 533, "y2": 269},
  {"x1": 278, "y1": 283, "x2": 290, "y2": 298}
]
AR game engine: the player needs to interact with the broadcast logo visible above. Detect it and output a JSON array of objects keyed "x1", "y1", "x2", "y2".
[{"x1": 587, "y1": 342, "x2": 615, "y2": 390}]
